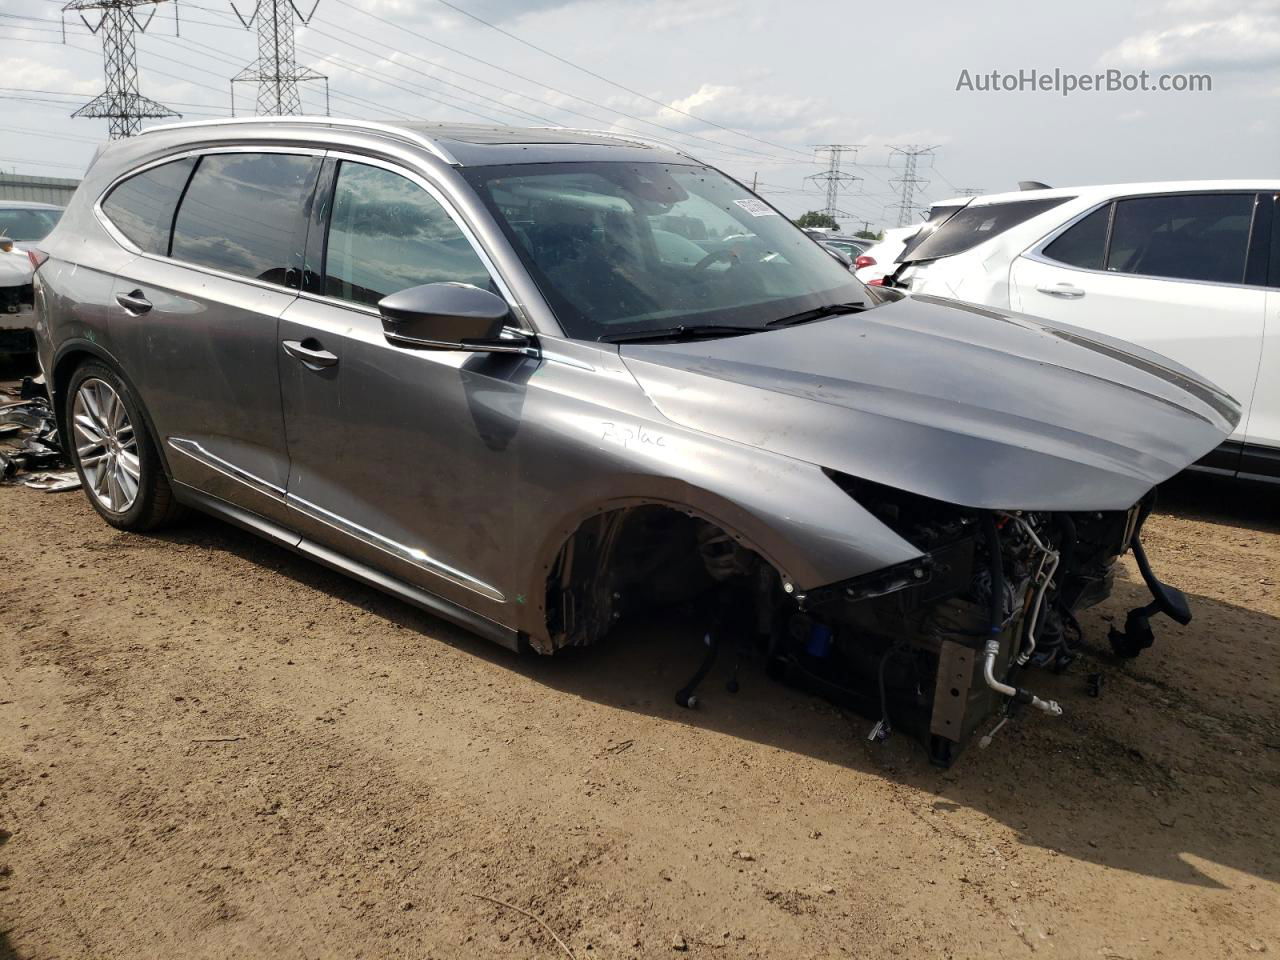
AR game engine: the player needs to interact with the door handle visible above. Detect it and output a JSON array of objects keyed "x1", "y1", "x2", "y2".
[
  {"x1": 115, "y1": 289, "x2": 152, "y2": 314},
  {"x1": 282, "y1": 338, "x2": 339, "y2": 369},
  {"x1": 1035, "y1": 283, "x2": 1085, "y2": 300}
]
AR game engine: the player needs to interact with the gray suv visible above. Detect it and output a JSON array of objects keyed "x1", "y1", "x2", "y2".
[{"x1": 31, "y1": 118, "x2": 1238, "y2": 764}]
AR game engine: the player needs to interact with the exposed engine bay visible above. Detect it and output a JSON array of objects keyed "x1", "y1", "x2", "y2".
[{"x1": 547, "y1": 479, "x2": 1191, "y2": 767}]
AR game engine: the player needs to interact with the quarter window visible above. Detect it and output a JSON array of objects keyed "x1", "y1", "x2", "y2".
[
  {"x1": 901, "y1": 197, "x2": 1071, "y2": 262},
  {"x1": 1042, "y1": 204, "x2": 1110, "y2": 271},
  {"x1": 171, "y1": 153, "x2": 320, "y2": 285},
  {"x1": 323, "y1": 162, "x2": 493, "y2": 307},
  {"x1": 101, "y1": 157, "x2": 196, "y2": 255},
  {"x1": 1106, "y1": 193, "x2": 1255, "y2": 284}
]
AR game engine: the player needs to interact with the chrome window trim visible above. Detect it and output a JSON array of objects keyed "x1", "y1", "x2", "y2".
[
  {"x1": 167, "y1": 437, "x2": 286, "y2": 499},
  {"x1": 285, "y1": 492, "x2": 506, "y2": 603},
  {"x1": 319, "y1": 150, "x2": 535, "y2": 331},
  {"x1": 140, "y1": 116, "x2": 460, "y2": 165},
  {"x1": 94, "y1": 144, "x2": 326, "y2": 296},
  {"x1": 1022, "y1": 190, "x2": 1273, "y2": 292}
]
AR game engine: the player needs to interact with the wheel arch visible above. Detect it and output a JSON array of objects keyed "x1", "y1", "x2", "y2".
[
  {"x1": 521, "y1": 485, "x2": 806, "y2": 654},
  {"x1": 50, "y1": 339, "x2": 174, "y2": 479}
]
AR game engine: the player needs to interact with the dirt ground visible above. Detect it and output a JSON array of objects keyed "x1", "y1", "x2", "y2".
[{"x1": 1, "y1": 450, "x2": 1278, "y2": 958}]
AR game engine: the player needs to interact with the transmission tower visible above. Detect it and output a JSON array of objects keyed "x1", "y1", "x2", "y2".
[
  {"x1": 805, "y1": 144, "x2": 863, "y2": 222},
  {"x1": 889, "y1": 145, "x2": 938, "y2": 226},
  {"x1": 62, "y1": 0, "x2": 180, "y2": 139},
  {"x1": 230, "y1": 0, "x2": 329, "y2": 116}
]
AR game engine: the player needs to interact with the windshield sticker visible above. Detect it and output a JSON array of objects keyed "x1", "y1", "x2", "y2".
[{"x1": 734, "y1": 198, "x2": 779, "y2": 217}]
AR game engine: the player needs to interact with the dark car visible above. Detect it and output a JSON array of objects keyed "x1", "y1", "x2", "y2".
[{"x1": 29, "y1": 118, "x2": 1237, "y2": 764}]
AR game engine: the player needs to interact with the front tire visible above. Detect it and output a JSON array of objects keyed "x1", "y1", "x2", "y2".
[{"x1": 66, "y1": 360, "x2": 185, "y2": 531}]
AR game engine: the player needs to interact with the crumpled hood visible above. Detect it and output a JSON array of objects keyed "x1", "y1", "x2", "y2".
[
  {"x1": 0, "y1": 248, "x2": 33, "y2": 285},
  {"x1": 619, "y1": 294, "x2": 1240, "y2": 511}
]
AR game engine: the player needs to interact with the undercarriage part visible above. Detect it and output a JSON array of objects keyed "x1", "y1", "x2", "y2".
[
  {"x1": 1108, "y1": 537, "x2": 1193, "y2": 659},
  {"x1": 676, "y1": 632, "x2": 718, "y2": 709},
  {"x1": 1001, "y1": 513, "x2": 1061, "y2": 667},
  {"x1": 981, "y1": 638, "x2": 1062, "y2": 716},
  {"x1": 979, "y1": 715, "x2": 1010, "y2": 749}
]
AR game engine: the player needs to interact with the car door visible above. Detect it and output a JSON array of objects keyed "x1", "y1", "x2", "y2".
[
  {"x1": 103, "y1": 149, "x2": 322, "y2": 526},
  {"x1": 1243, "y1": 192, "x2": 1280, "y2": 477},
  {"x1": 277, "y1": 155, "x2": 532, "y2": 625},
  {"x1": 1009, "y1": 192, "x2": 1266, "y2": 449}
]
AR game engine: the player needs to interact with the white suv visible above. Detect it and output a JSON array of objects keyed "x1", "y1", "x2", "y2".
[{"x1": 888, "y1": 182, "x2": 1279, "y2": 482}]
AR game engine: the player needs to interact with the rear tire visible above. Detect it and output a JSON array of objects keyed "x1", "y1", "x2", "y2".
[{"x1": 65, "y1": 360, "x2": 186, "y2": 531}]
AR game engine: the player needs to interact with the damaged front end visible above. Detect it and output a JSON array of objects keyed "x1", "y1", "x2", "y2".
[
  {"x1": 544, "y1": 477, "x2": 1190, "y2": 767},
  {"x1": 771, "y1": 475, "x2": 1186, "y2": 766}
]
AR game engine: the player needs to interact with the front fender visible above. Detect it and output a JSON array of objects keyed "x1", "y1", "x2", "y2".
[{"x1": 512, "y1": 430, "x2": 924, "y2": 640}]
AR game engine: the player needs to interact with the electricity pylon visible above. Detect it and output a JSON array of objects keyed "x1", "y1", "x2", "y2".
[
  {"x1": 62, "y1": 0, "x2": 180, "y2": 139},
  {"x1": 805, "y1": 144, "x2": 863, "y2": 222},
  {"x1": 230, "y1": 0, "x2": 329, "y2": 116},
  {"x1": 889, "y1": 145, "x2": 938, "y2": 226}
]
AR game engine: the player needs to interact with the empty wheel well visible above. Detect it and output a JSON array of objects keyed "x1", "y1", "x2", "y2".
[{"x1": 541, "y1": 504, "x2": 781, "y2": 654}]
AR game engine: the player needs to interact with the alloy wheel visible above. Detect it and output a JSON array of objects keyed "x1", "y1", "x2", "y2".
[{"x1": 72, "y1": 377, "x2": 141, "y2": 513}]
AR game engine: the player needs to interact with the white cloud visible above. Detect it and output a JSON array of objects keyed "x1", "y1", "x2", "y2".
[
  {"x1": 3, "y1": 56, "x2": 100, "y2": 96},
  {"x1": 646, "y1": 83, "x2": 825, "y2": 134},
  {"x1": 1103, "y1": 9, "x2": 1280, "y2": 71}
]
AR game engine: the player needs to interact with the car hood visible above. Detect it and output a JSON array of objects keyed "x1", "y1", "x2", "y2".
[
  {"x1": 0, "y1": 249, "x2": 33, "y2": 285},
  {"x1": 619, "y1": 294, "x2": 1240, "y2": 511}
]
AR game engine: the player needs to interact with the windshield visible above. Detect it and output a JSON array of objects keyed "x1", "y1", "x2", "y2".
[
  {"x1": 461, "y1": 162, "x2": 867, "y2": 340},
  {"x1": 0, "y1": 207, "x2": 62, "y2": 242}
]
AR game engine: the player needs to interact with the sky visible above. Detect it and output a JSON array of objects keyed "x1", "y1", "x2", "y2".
[{"x1": 1, "y1": 0, "x2": 1277, "y2": 232}]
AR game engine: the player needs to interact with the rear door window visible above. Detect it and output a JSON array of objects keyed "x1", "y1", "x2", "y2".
[
  {"x1": 902, "y1": 197, "x2": 1071, "y2": 262},
  {"x1": 1105, "y1": 193, "x2": 1255, "y2": 284},
  {"x1": 101, "y1": 157, "x2": 196, "y2": 255},
  {"x1": 171, "y1": 152, "x2": 320, "y2": 286},
  {"x1": 323, "y1": 161, "x2": 493, "y2": 307},
  {"x1": 1042, "y1": 204, "x2": 1111, "y2": 270}
]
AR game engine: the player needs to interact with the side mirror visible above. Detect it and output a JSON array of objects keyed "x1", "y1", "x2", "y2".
[
  {"x1": 378, "y1": 282, "x2": 534, "y2": 355},
  {"x1": 818, "y1": 242, "x2": 853, "y2": 268}
]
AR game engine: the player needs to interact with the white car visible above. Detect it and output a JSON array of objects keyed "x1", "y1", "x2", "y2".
[
  {"x1": 853, "y1": 225, "x2": 922, "y2": 286},
  {"x1": 0, "y1": 200, "x2": 65, "y2": 354},
  {"x1": 887, "y1": 182, "x2": 1279, "y2": 482}
]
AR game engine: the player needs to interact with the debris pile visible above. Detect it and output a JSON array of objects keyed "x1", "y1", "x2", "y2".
[{"x1": 0, "y1": 375, "x2": 80, "y2": 492}]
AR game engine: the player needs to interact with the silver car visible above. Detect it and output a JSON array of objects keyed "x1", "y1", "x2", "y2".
[{"x1": 30, "y1": 119, "x2": 1238, "y2": 764}]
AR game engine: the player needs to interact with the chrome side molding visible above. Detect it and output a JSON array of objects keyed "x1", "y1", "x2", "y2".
[
  {"x1": 167, "y1": 437, "x2": 286, "y2": 499},
  {"x1": 285, "y1": 493, "x2": 506, "y2": 603}
]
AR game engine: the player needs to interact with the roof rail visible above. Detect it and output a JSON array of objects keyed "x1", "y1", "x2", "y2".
[{"x1": 139, "y1": 116, "x2": 458, "y2": 164}]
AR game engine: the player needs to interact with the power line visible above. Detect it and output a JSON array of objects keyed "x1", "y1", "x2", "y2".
[
  {"x1": 426, "y1": 0, "x2": 814, "y2": 160},
  {"x1": 229, "y1": 0, "x2": 328, "y2": 116},
  {"x1": 0, "y1": 84, "x2": 228, "y2": 113},
  {"x1": 189, "y1": 0, "x2": 797, "y2": 163},
  {"x1": 61, "y1": 0, "x2": 180, "y2": 138},
  {"x1": 323, "y1": 0, "x2": 813, "y2": 168},
  {"x1": 0, "y1": 155, "x2": 92, "y2": 171},
  {"x1": 10, "y1": 27, "x2": 412, "y2": 126}
]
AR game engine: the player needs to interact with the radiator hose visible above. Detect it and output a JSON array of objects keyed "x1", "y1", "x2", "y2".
[{"x1": 978, "y1": 514, "x2": 1063, "y2": 718}]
